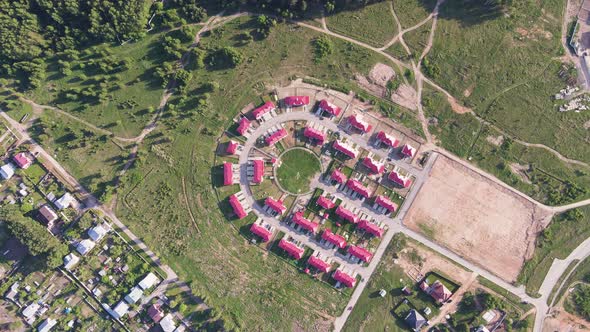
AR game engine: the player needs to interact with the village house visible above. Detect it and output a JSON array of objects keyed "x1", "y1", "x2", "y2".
[
  {"x1": 362, "y1": 156, "x2": 385, "y2": 174},
  {"x1": 160, "y1": 313, "x2": 177, "y2": 332},
  {"x1": 420, "y1": 279, "x2": 453, "y2": 304},
  {"x1": 400, "y1": 143, "x2": 416, "y2": 159},
  {"x1": 265, "y1": 127, "x2": 288, "y2": 146},
  {"x1": 307, "y1": 252, "x2": 331, "y2": 273},
  {"x1": 389, "y1": 168, "x2": 412, "y2": 188},
  {"x1": 124, "y1": 286, "x2": 143, "y2": 304},
  {"x1": 147, "y1": 303, "x2": 164, "y2": 323},
  {"x1": 63, "y1": 253, "x2": 80, "y2": 271},
  {"x1": 249, "y1": 218, "x2": 274, "y2": 242},
  {"x1": 283, "y1": 96, "x2": 310, "y2": 108},
  {"x1": 251, "y1": 101, "x2": 276, "y2": 121},
  {"x1": 303, "y1": 126, "x2": 326, "y2": 145},
  {"x1": 0, "y1": 163, "x2": 16, "y2": 180},
  {"x1": 278, "y1": 238, "x2": 305, "y2": 260},
  {"x1": 37, "y1": 317, "x2": 57, "y2": 332},
  {"x1": 13, "y1": 152, "x2": 32, "y2": 169},
  {"x1": 405, "y1": 309, "x2": 427, "y2": 331},
  {"x1": 358, "y1": 219, "x2": 384, "y2": 238},
  {"x1": 317, "y1": 99, "x2": 341, "y2": 117},
  {"x1": 316, "y1": 195, "x2": 336, "y2": 209},
  {"x1": 223, "y1": 162, "x2": 240, "y2": 186},
  {"x1": 332, "y1": 140, "x2": 358, "y2": 159},
  {"x1": 37, "y1": 205, "x2": 58, "y2": 226},
  {"x1": 321, "y1": 229, "x2": 347, "y2": 249},
  {"x1": 264, "y1": 196, "x2": 287, "y2": 216},
  {"x1": 76, "y1": 239, "x2": 96, "y2": 256},
  {"x1": 291, "y1": 211, "x2": 319, "y2": 233},
  {"x1": 335, "y1": 205, "x2": 359, "y2": 224},
  {"x1": 375, "y1": 131, "x2": 399, "y2": 149},
  {"x1": 139, "y1": 272, "x2": 159, "y2": 290},
  {"x1": 54, "y1": 193, "x2": 73, "y2": 210},
  {"x1": 348, "y1": 245, "x2": 373, "y2": 263},
  {"x1": 348, "y1": 114, "x2": 372, "y2": 134},
  {"x1": 332, "y1": 268, "x2": 356, "y2": 288},
  {"x1": 229, "y1": 192, "x2": 250, "y2": 220},
  {"x1": 374, "y1": 195, "x2": 398, "y2": 214},
  {"x1": 88, "y1": 224, "x2": 109, "y2": 242},
  {"x1": 236, "y1": 117, "x2": 251, "y2": 136}
]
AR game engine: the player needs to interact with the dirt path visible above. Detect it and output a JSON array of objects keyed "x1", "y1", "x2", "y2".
[{"x1": 378, "y1": 3, "x2": 437, "y2": 51}]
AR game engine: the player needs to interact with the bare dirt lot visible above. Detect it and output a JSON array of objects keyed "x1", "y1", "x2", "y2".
[
  {"x1": 404, "y1": 156, "x2": 551, "y2": 282},
  {"x1": 543, "y1": 308, "x2": 590, "y2": 332}
]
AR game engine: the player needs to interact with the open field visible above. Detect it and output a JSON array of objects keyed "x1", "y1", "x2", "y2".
[
  {"x1": 392, "y1": 0, "x2": 437, "y2": 29},
  {"x1": 276, "y1": 148, "x2": 321, "y2": 194},
  {"x1": 326, "y1": 2, "x2": 398, "y2": 47},
  {"x1": 114, "y1": 16, "x2": 410, "y2": 330},
  {"x1": 427, "y1": 0, "x2": 590, "y2": 163},
  {"x1": 403, "y1": 21, "x2": 432, "y2": 58},
  {"x1": 404, "y1": 155, "x2": 551, "y2": 282}
]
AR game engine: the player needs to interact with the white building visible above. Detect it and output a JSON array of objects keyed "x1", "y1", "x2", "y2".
[
  {"x1": 37, "y1": 318, "x2": 57, "y2": 332},
  {"x1": 160, "y1": 314, "x2": 177, "y2": 332},
  {"x1": 54, "y1": 193, "x2": 73, "y2": 210},
  {"x1": 76, "y1": 239, "x2": 95, "y2": 256},
  {"x1": 88, "y1": 224, "x2": 108, "y2": 242},
  {"x1": 111, "y1": 301, "x2": 129, "y2": 319},
  {"x1": 124, "y1": 286, "x2": 143, "y2": 304},
  {"x1": 22, "y1": 302, "x2": 40, "y2": 320},
  {"x1": 63, "y1": 253, "x2": 80, "y2": 270},
  {"x1": 0, "y1": 163, "x2": 16, "y2": 180},
  {"x1": 138, "y1": 272, "x2": 158, "y2": 290}
]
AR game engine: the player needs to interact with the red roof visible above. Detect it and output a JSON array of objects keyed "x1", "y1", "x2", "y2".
[
  {"x1": 319, "y1": 99, "x2": 341, "y2": 116},
  {"x1": 376, "y1": 131, "x2": 399, "y2": 148},
  {"x1": 362, "y1": 157, "x2": 385, "y2": 174},
  {"x1": 250, "y1": 223, "x2": 272, "y2": 242},
  {"x1": 284, "y1": 96, "x2": 310, "y2": 107},
  {"x1": 316, "y1": 196, "x2": 335, "y2": 210},
  {"x1": 266, "y1": 128, "x2": 288, "y2": 146},
  {"x1": 237, "y1": 117, "x2": 251, "y2": 135},
  {"x1": 375, "y1": 195, "x2": 398, "y2": 213},
  {"x1": 303, "y1": 127, "x2": 326, "y2": 145},
  {"x1": 229, "y1": 194, "x2": 247, "y2": 219},
  {"x1": 292, "y1": 212, "x2": 319, "y2": 233},
  {"x1": 321, "y1": 229, "x2": 347, "y2": 249},
  {"x1": 346, "y1": 179, "x2": 371, "y2": 198},
  {"x1": 226, "y1": 140, "x2": 238, "y2": 155},
  {"x1": 278, "y1": 239, "x2": 304, "y2": 260},
  {"x1": 335, "y1": 205, "x2": 359, "y2": 224},
  {"x1": 13, "y1": 152, "x2": 32, "y2": 169},
  {"x1": 348, "y1": 245, "x2": 373, "y2": 262},
  {"x1": 348, "y1": 114, "x2": 372, "y2": 133},
  {"x1": 401, "y1": 144, "x2": 416, "y2": 158},
  {"x1": 223, "y1": 162, "x2": 234, "y2": 186},
  {"x1": 388, "y1": 170, "x2": 412, "y2": 188},
  {"x1": 330, "y1": 168, "x2": 347, "y2": 184},
  {"x1": 332, "y1": 140, "x2": 357, "y2": 159},
  {"x1": 358, "y1": 220, "x2": 384, "y2": 238},
  {"x1": 147, "y1": 304, "x2": 164, "y2": 323},
  {"x1": 430, "y1": 280, "x2": 453, "y2": 303},
  {"x1": 265, "y1": 197, "x2": 287, "y2": 215},
  {"x1": 252, "y1": 101, "x2": 276, "y2": 120},
  {"x1": 308, "y1": 255, "x2": 331, "y2": 273},
  {"x1": 333, "y1": 269, "x2": 356, "y2": 288},
  {"x1": 253, "y1": 159, "x2": 264, "y2": 183}
]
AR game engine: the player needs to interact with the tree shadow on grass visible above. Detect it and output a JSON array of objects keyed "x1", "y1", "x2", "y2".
[{"x1": 419, "y1": 0, "x2": 504, "y2": 27}]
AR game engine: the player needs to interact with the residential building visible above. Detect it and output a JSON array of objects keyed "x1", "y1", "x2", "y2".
[
  {"x1": 278, "y1": 239, "x2": 304, "y2": 260},
  {"x1": 13, "y1": 152, "x2": 32, "y2": 169},
  {"x1": 54, "y1": 193, "x2": 73, "y2": 210},
  {"x1": 124, "y1": 286, "x2": 143, "y2": 304},
  {"x1": 250, "y1": 219, "x2": 273, "y2": 242},
  {"x1": 307, "y1": 254, "x2": 331, "y2": 273},
  {"x1": 283, "y1": 96, "x2": 310, "y2": 107},
  {"x1": 0, "y1": 163, "x2": 15, "y2": 180},
  {"x1": 88, "y1": 224, "x2": 108, "y2": 242},
  {"x1": 375, "y1": 131, "x2": 399, "y2": 148},
  {"x1": 265, "y1": 128, "x2": 288, "y2": 146},
  {"x1": 37, "y1": 205, "x2": 58, "y2": 225},
  {"x1": 321, "y1": 229, "x2": 347, "y2": 249},
  {"x1": 405, "y1": 309, "x2": 427, "y2": 331},
  {"x1": 63, "y1": 253, "x2": 80, "y2": 270},
  {"x1": 333, "y1": 269, "x2": 356, "y2": 288},
  {"x1": 160, "y1": 313, "x2": 177, "y2": 332},
  {"x1": 139, "y1": 272, "x2": 159, "y2": 290},
  {"x1": 236, "y1": 117, "x2": 251, "y2": 136},
  {"x1": 332, "y1": 140, "x2": 358, "y2": 159},
  {"x1": 400, "y1": 144, "x2": 416, "y2": 158},
  {"x1": 76, "y1": 239, "x2": 95, "y2": 256},
  {"x1": 358, "y1": 220, "x2": 384, "y2": 238},
  {"x1": 229, "y1": 194, "x2": 248, "y2": 220},
  {"x1": 348, "y1": 114, "x2": 372, "y2": 133},
  {"x1": 264, "y1": 197, "x2": 287, "y2": 215},
  {"x1": 318, "y1": 99, "x2": 341, "y2": 117},
  {"x1": 335, "y1": 205, "x2": 359, "y2": 224},
  {"x1": 291, "y1": 211, "x2": 319, "y2": 233},
  {"x1": 252, "y1": 101, "x2": 276, "y2": 120},
  {"x1": 303, "y1": 126, "x2": 326, "y2": 145},
  {"x1": 37, "y1": 317, "x2": 57, "y2": 332},
  {"x1": 316, "y1": 196, "x2": 335, "y2": 209},
  {"x1": 348, "y1": 245, "x2": 373, "y2": 262}
]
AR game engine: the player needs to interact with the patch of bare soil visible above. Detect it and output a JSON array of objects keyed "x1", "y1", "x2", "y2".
[
  {"x1": 391, "y1": 84, "x2": 418, "y2": 110},
  {"x1": 543, "y1": 308, "x2": 590, "y2": 332},
  {"x1": 509, "y1": 163, "x2": 532, "y2": 184},
  {"x1": 369, "y1": 63, "x2": 396, "y2": 87},
  {"x1": 486, "y1": 135, "x2": 504, "y2": 147},
  {"x1": 447, "y1": 96, "x2": 472, "y2": 114},
  {"x1": 584, "y1": 119, "x2": 590, "y2": 129},
  {"x1": 355, "y1": 74, "x2": 386, "y2": 98},
  {"x1": 404, "y1": 156, "x2": 549, "y2": 282},
  {"x1": 463, "y1": 84, "x2": 475, "y2": 97}
]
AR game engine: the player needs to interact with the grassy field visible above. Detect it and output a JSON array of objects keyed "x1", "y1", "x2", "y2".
[
  {"x1": 326, "y1": 1, "x2": 398, "y2": 47},
  {"x1": 392, "y1": 0, "x2": 437, "y2": 29},
  {"x1": 24, "y1": 30, "x2": 174, "y2": 138},
  {"x1": 403, "y1": 20, "x2": 432, "y2": 58},
  {"x1": 113, "y1": 16, "x2": 408, "y2": 330},
  {"x1": 518, "y1": 206, "x2": 590, "y2": 296},
  {"x1": 276, "y1": 148, "x2": 321, "y2": 194},
  {"x1": 426, "y1": 0, "x2": 590, "y2": 163}
]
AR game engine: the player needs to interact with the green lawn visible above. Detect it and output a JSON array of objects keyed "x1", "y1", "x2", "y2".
[
  {"x1": 392, "y1": 0, "x2": 437, "y2": 29},
  {"x1": 518, "y1": 206, "x2": 590, "y2": 296},
  {"x1": 326, "y1": 1, "x2": 398, "y2": 47},
  {"x1": 276, "y1": 148, "x2": 321, "y2": 194},
  {"x1": 403, "y1": 21, "x2": 432, "y2": 58}
]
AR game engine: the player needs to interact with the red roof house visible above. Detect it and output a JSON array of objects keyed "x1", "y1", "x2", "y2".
[
  {"x1": 265, "y1": 197, "x2": 287, "y2": 215},
  {"x1": 292, "y1": 212, "x2": 319, "y2": 233},
  {"x1": 376, "y1": 131, "x2": 399, "y2": 148},
  {"x1": 330, "y1": 168, "x2": 347, "y2": 184},
  {"x1": 400, "y1": 144, "x2": 416, "y2": 158},
  {"x1": 316, "y1": 196, "x2": 335, "y2": 210},
  {"x1": 253, "y1": 159, "x2": 264, "y2": 184},
  {"x1": 362, "y1": 157, "x2": 385, "y2": 174},
  {"x1": 147, "y1": 304, "x2": 164, "y2": 323},
  {"x1": 266, "y1": 128, "x2": 288, "y2": 146},
  {"x1": 303, "y1": 126, "x2": 326, "y2": 145},
  {"x1": 236, "y1": 117, "x2": 251, "y2": 136},
  {"x1": 226, "y1": 140, "x2": 239, "y2": 155},
  {"x1": 251, "y1": 101, "x2": 276, "y2": 120},
  {"x1": 348, "y1": 245, "x2": 373, "y2": 262},
  {"x1": 229, "y1": 194, "x2": 247, "y2": 219},
  {"x1": 335, "y1": 205, "x2": 359, "y2": 224},
  {"x1": 321, "y1": 229, "x2": 347, "y2": 249},
  {"x1": 375, "y1": 195, "x2": 398, "y2": 213},
  {"x1": 332, "y1": 140, "x2": 358, "y2": 159},
  {"x1": 358, "y1": 220, "x2": 384, "y2": 238},
  {"x1": 223, "y1": 162, "x2": 234, "y2": 186},
  {"x1": 318, "y1": 99, "x2": 341, "y2": 117},
  {"x1": 278, "y1": 239, "x2": 304, "y2": 260},
  {"x1": 284, "y1": 96, "x2": 310, "y2": 107},
  {"x1": 388, "y1": 170, "x2": 412, "y2": 188},
  {"x1": 333, "y1": 269, "x2": 356, "y2": 288},
  {"x1": 13, "y1": 152, "x2": 32, "y2": 169},
  {"x1": 308, "y1": 255, "x2": 331, "y2": 273},
  {"x1": 429, "y1": 280, "x2": 453, "y2": 303},
  {"x1": 346, "y1": 179, "x2": 371, "y2": 198},
  {"x1": 250, "y1": 222, "x2": 273, "y2": 242},
  {"x1": 348, "y1": 114, "x2": 372, "y2": 133}
]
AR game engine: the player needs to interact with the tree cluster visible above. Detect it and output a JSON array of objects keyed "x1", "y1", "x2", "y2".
[{"x1": 208, "y1": 0, "x2": 386, "y2": 18}]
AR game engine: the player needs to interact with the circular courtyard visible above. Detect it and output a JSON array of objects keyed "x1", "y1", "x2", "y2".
[{"x1": 275, "y1": 148, "x2": 321, "y2": 195}]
